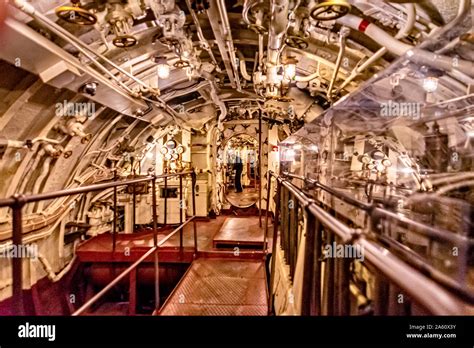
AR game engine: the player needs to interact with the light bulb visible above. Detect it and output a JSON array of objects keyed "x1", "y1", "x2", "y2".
[
  {"x1": 423, "y1": 76, "x2": 438, "y2": 93},
  {"x1": 157, "y1": 64, "x2": 170, "y2": 79}
]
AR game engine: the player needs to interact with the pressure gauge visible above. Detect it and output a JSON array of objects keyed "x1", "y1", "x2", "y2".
[
  {"x1": 382, "y1": 159, "x2": 392, "y2": 167},
  {"x1": 176, "y1": 145, "x2": 185, "y2": 154},
  {"x1": 160, "y1": 147, "x2": 168, "y2": 155},
  {"x1": 376, "y1": 163, "x2": 385, "y2": 172},
  {"x1": 372, "y1": 151, "x2": 385, "y2": 160},
  {"x1": 164, "y1": 153, "x2": 172, "y2": 160},
  {"x1": 361, "y1": 154, "x2": 371, "y2": 164},
  {"x1": 166, "y1": 139, "x2": 177, "y2": 150},
  {"x1": 172, "y1": 153, "x2": 179, "y2": 160}
]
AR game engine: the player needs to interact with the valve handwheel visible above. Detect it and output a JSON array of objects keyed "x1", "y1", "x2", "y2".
[
  {"x1": 285, "y1": 36, "x2": 308, "y2": 49},
  {"x1": 310, "y1": 0, "x2": 351, "y2": 21},
  {"x1": 173, "y1": 60, "x2": 191, "y2": 69},
  {"x1": 113, "y1": 35, "x2": 138, "y2": 48},
  {"x1": 248, "y1": 23, "x2": 268, "y2": 35},
  {"x1": 55, "y1": 2, "x2": 97, "y2": 25}
]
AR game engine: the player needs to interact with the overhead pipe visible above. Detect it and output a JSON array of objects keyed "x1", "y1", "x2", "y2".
[
  {"x1": 10, "y1": 0, "x2": 182, "y2": 120},
  {"x1": 184, "y1": 0, "x2": 219, "y2": 68},
  {"x1": 337, "y1": 3, "x2": 416, "y2": 92},
  {"x1": 215, "y1": 0, "x2": 242, "y2": 91},
  {"x1": 294, "y1": 70, "x2": 319, "y2": 82},
  {"x1": 267, "y1": 0, "x2": 290, "y2": 66},
  {"x1": 237, "y1": 51, "x2": 252, "y2": 81},
  {"x1": 200, "y1": 70, "x2": 227, "y2": 126},
  {"x1": 336, "y1": 13, "x2": 474, "y2": 77},
  {"x1": 10, "y1": 0, "x2": 136, "y2": 95}
]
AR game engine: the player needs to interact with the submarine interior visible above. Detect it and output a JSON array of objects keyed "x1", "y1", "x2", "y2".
[{"x1": 0, "y1": 0, "x2": 473, "y2": 317}]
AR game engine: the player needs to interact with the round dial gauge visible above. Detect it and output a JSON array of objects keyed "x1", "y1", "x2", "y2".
[{"x1": 166, "y1": 139, "x2": 177, "y2": 150}]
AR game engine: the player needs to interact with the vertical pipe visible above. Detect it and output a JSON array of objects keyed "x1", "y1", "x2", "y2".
[
  {"x1": 268, "y1": 180, "x2": 280, "y2": 314},
  {"x1": 152, "y1": 180, "x2": 160, "y2": 300},
  {"x1": 338, "y1": 257, "x2": 351, "y2": 316},
  {"x1": 11, "y1": 195, "x2": 24, "y2": 315},
  {"x1": 152, "y1": 176, "x2": 158, "y2": 245},
  {"x1": 301, "y1": 210, "x2": 315, "y2": 315},
  {"x1": 112, "y1": 163, "x2": 117, "y2": 252},
  {"x1": 374, "y1": 275, "x2": 389, "y2": 315},
  {"x1": 129, "y1": 268, "x2": 137, "y2": 315},
  {"x1": 164, "y1": 176, "x2": 168, "y2": 226},
  {"x1": 327, "y1": 28, "x2": 349, "y2": 102},
  {"x1": 179, "y1": 174, "x2": 183, "y2": 250},
  {"x1": 263, "y1": 171, "x2": 271, "y2": 252},
  {"x1": 311, "y1": 219, "x2": 323, "y2": 315},
  {"x1": 280, "y1": 187, "x2": 288, "y2": 260},
  {"x1": 287, "y1": 192, "x2": 293, "y2": 275},
  {"x1": 112, "y1": 161, "x2": 117, "y2": 252},
  {"x1": 132, "y1": 158, "x2": 136, "y2": 232},
  {"x1": 258, "y1": 108, "x2": 263, "y2": 227},
  {"x1": 191, "y1": 171, "x2": 198, "y2": 255},
  {"x1": 151, "y1": 176, "x2": 160, "y2": 309},
  {"x1": 326, "y1": 233, "x2": 335, "y2": 315}
]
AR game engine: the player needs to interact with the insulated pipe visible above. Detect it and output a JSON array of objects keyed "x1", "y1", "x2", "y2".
[
  {"x1": 337, "y1": 3, "x2": 416, "y2": 91},
  {"x1": 336, "y1": 13, "x2": 474, "y2": 77},
  {"x1": 11, "y1": 0, "x2": 182, "y2": 117},
  {"x1": 237, "y1": 51, "x2": 252, "y2": 81},
  {"x1": 337, "y1": 14, "x2": 411, "y2": 56}
]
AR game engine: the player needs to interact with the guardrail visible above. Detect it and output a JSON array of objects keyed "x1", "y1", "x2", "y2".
[
  {"x1": 264, "y1": 171, "x2": 473, "y2": 315},
  {"x1": 0, "y1": 171, "x2": 197, "y2": 315}
]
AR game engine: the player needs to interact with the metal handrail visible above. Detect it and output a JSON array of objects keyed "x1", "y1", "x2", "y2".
[
  {"x1": 265, "y1": 171, "x2": 473, "y2": 315},
  {"x1": 277, "y1": 171, "x2": 474, "y2": 299},
  {"x1": 0, "y1": 170, "x2": 197, "y2": 315},
  {"x1": 72, "y1": 217, "x2": 195, "y2": 316},
  {"x1": 281, "y1": 171, "x2": 474, "y2": 245}
]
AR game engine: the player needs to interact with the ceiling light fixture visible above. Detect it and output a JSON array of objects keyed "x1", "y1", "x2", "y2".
[
  {"x1": 152, "y1": 56, "x2": 170, "y2": 79},
  {"x1": 423, "y1": 76, "x2": 438, "y2": 93}
]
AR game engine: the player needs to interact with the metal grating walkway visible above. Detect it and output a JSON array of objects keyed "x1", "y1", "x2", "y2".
[{"x1": 158, "y1": 258, "x2": 268, "y2": 315}]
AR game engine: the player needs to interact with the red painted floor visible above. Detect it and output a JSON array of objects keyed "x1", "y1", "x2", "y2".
[
  {"x1": 75, "y1": 215, "x2": 272, "y2": 316},
  {"x1": 77, "y1": 215, "x2": 272, "y2": 263},
  {"x1": 213, "y1": 216, "x2": 266, "y2": 248}
]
